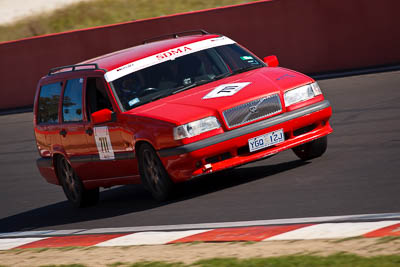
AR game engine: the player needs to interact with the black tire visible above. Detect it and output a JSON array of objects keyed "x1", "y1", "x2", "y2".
[
  {"x1": 292, "y1": 136, "x2": 328, "y2": 161},
  {"x1": 138, "y1": 143, "x2": 174, "y2": 201},
  {"x1": 57, "y1": 156, "x2": 99, "y2": 208}
]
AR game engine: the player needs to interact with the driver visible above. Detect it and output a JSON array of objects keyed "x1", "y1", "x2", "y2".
[
  {"x1": 117, "y1": 75, "x2": 143, "y2": 109},
  {"x1": 157, "y1": 60, "x2": 180, "y2": 90}
]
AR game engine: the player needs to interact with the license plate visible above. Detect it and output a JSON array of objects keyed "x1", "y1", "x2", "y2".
[{"x1": 248, "y1": 129, "x2": 285, "y2": 152}]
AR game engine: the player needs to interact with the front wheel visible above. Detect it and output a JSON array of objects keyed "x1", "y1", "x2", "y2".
[
  {"x1": 138, "y1": 143, "x2": 174, "y2": 201},
  {"x1": 292, "y1": 136, "x2": 328, "y2": 161},
  {"x1": 57, "y1": 156, "x2": 99, "y2": 208}
]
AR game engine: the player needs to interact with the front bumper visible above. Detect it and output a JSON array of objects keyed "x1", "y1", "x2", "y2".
[{"x1": 159, "y1": 100, "x2": 332, "y2": 182}]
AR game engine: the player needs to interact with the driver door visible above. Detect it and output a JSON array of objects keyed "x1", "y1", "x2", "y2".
[{"x1": 80, "y1": 76, "x2": 138, "y2": 181}]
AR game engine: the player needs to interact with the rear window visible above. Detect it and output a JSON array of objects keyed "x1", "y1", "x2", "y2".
[{"x1": 37, "y1": 82, "x2": 62, "y2": 124}]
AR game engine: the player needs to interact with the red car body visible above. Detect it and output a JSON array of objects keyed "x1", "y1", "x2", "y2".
[{"x1": 34, "y1": 32, "x2": 332, "y2": 205}]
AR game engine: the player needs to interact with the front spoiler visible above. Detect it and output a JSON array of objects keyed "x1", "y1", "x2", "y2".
[{"x1": 159, "y1": 100, "x2": 331, "y2": 157}]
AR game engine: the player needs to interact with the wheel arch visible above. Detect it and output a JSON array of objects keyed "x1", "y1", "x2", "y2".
[
  {"x1": 52, "y1": 152, "x2": 66, "y2": 185},
  {"x1": 135, "y1": 140, "x2": 157, "y2": 157}
]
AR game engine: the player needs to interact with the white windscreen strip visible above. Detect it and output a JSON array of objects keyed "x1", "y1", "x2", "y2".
[{"x1": 104, "y1": 36, "x2": 236, "y2": 82}]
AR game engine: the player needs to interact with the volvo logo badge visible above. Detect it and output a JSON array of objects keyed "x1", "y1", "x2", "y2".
[{"x1": 249, "y1": 106, "x2": 258, "y2": 113}]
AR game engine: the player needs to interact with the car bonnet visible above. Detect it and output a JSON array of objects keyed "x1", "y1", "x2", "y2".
[{"x1": 127, "y1": 67, "x2": 313, "y2": 127}]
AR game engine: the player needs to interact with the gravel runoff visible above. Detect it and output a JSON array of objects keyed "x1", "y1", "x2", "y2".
[{"x1": 0, "y1": 0, "x2": 94, "y2": 25}]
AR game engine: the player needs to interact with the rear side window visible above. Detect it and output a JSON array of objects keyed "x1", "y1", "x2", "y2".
[
  {"x1": 37, "y1": 82, "x2": 62, "y2": 124},
  {"x1": 63, "y1": 78, "x2": 84, "y2": 123}
]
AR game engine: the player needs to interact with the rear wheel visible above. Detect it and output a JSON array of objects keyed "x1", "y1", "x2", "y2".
[
  {"x1": 138, "y1": 143, "x2": 174, "y2": 201},
  {"x1": 292, "y1": 136, "x2": 328, "y2": 161},
  {"x1": 57, "y1": 156, "x2": 99, "y2": 207}
]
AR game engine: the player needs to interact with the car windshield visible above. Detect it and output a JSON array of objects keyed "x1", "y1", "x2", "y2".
[{"x1": 110, "y1": 43, "x2": 265, "y2": 111}]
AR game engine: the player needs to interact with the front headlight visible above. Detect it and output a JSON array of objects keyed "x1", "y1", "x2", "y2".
[
  {"x1": 173, "y1": 116, "x2": 221, "y2": 140},
  {"x1": 284, "y1": 82, "x2": 322, "y2": 107}
]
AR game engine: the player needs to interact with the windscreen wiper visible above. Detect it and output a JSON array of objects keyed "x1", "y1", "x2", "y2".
[
  {"x1": 172, "y1": 79, "x2": 213, "y2": 95},
  {"x1": 172, "y1": 66, "x2": 263, "y2": 95},
  {"x1": 211, "y1": 72, "x2": 232, "y2": 80},
  {"x1": 210, "y1": 65, "x2": 263, "y2": 81},
  {"x1": 130, "y1": 92, "x2": 170, "y2": 107},
  {"x1": 231, "y1": 65, "x2": 263, "y2": 75}
]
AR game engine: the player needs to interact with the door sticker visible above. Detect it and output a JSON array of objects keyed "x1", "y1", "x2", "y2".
[
  {"x1": 203, "y1": 82, "x2": 251, "y2": 99},
  {"x1": 94, "y1": 126, "x2": 115, "y2": 160}
]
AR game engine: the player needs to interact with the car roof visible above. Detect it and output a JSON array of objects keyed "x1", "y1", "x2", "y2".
[{"x1": 81, "y1": 34, "x2": 221, "y2": 72}]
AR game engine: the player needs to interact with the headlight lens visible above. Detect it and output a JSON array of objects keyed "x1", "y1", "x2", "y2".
[
  {"x1": 284, "y1": 82, "x2": 322, "y2": 107},
  {"x1": 173, "y1": 116, "x2": 221, "y2": 140}
]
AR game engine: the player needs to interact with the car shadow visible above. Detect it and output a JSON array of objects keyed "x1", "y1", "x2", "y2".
[{"x1": 0, "y1": 159, "x2": 308, "y2": 233}]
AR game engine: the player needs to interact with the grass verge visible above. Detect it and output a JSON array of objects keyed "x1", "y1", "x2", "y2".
[
  {"x1": 0, "y1": 0, "x2": 258, "y2": 43},
  {"x1": 194, "y1": 254, "x2": 400, "y2": 266},
  {"x1": 8, "y1": 254, "x2": 399, "y2": 267}
]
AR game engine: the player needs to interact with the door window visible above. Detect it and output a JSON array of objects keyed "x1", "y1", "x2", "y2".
[
  {"x1": 86, "y1": 77, "x2": 113, "y2": 120},
  {"x1": 63, "y1": 78, "x2": 84, "y2": 123}
]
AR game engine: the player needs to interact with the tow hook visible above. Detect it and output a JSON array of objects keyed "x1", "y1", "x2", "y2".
[{"x1": 202, "y1": 163, "x2": 213, "y2": 173}]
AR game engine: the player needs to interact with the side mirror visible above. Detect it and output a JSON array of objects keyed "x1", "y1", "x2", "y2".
[
  {"x1": 263, "y1": 55, "x2": 279, "y2": 67},
  {"x1": 91, "y1": 109, "x2": 114, "y2": 124}
]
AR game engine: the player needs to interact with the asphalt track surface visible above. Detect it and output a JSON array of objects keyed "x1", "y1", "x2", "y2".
[{"x1": 0, "y1": 70, "x2": 399, "y2": 233}]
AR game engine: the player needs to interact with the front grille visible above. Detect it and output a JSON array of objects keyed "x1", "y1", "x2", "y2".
[{"x1": 223, "y1": 94, "x2": 282, "y2": 128}]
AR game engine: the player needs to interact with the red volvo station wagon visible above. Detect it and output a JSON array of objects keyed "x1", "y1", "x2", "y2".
[{"x1": 34, "y1": 30, "x2": 332, "y2": 207}]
